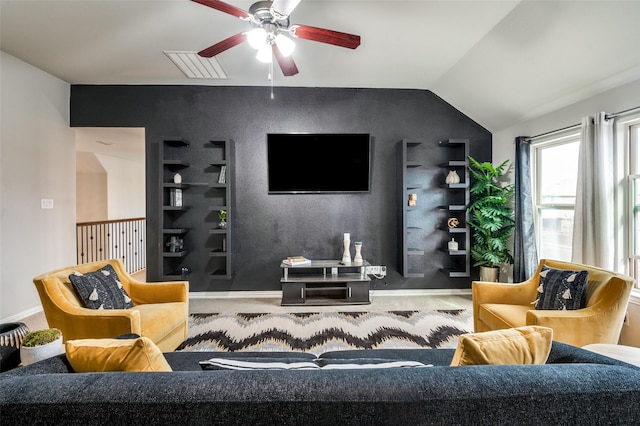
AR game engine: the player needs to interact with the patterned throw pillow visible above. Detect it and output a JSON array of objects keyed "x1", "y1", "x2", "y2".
[
  {"x1": 533, "y1": 266, "x2": 588, "y2": 310},
  {"x1": 69, "y1": 264, "x2": 134, "y2": 310}
]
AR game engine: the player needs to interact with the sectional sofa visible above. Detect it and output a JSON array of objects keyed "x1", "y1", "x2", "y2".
[{"x1": 1, "y1": 342, "x2": 639, "y2": 425}]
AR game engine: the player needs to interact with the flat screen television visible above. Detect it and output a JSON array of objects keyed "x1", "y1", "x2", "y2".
[{"x1": 267, "y1": 133, "x2": 371, "y2": 193}]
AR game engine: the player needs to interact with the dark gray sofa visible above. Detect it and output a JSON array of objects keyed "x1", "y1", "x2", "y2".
[{"x1": 1, "y1": 342, "x2": 639, "y2": 425}]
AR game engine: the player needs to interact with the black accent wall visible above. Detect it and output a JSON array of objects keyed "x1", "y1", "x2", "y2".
[{"x1": 71, "y1": 85, "x2": 491, "y2": 292}]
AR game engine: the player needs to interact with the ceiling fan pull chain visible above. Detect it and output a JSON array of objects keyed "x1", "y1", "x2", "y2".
[{"x1": 270, "y1": 61, "x2": 275, "y2": 100}]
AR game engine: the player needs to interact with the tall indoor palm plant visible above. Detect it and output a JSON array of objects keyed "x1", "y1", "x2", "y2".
[{"x1": 467, "y1": 156, "x2": 515, "y2": 281}]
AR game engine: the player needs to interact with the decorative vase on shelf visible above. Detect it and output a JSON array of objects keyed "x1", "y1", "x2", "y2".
[
  {"x1": 445, "y1": 170, "x2": 460, "y2": 184},
  {"x1": 448, "y1": 238, "x2": 459, "y2": 251},
  {"x1": 173, "y1": 173, "x2": 182, "y2": 184},
  {"x1": 342, "y1": 233, "x2": 351, "y2": 264},
  {"x1": 353, "y1": 242, "x2": 363, "y2": 264}
]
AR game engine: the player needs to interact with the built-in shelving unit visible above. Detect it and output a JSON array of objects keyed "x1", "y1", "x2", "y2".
[
  {"x1": 160, "y1": 138, "x2": 191, "y2": 280},
  {"x1": 205, "y1": 139, "x2": 234, "y2": 280},
  {"x1": 439, "y1": 139, "x2": 471, "y2": 278},
  {"x1": 157, "y1": 137, "x2": 234, "y2": 283},
  {"x1": 398, "y1": 139, "x2": 425, "y2": 278}
]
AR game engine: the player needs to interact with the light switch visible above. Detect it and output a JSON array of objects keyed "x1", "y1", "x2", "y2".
[{"x1": 41, "y1": 199, "x2": 54, "y2": 209}]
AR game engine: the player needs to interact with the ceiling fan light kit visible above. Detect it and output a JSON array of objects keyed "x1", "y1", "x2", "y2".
[{"x1": 192, "y1": 0, "x2": 360, "y2": 77}]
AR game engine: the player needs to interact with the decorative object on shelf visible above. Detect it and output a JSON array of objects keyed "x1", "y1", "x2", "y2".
[
  {"x1": 408, "y1": 193, "x2": 417, "y2": 206},
  {"x1": 180, "y1": 267, "x2": 191, "y2": 277},
  {"x1": 468, "y1": 156, "x2": 515, "y2": 282},
  {"x1": 166, "y1": 236, "x2": 184, "y2": 253},
  {"x1": 445, "y1": 170, "x2": 461, "y2": 184},
  {"x1": 19, "y1": 328, "x2": 63, "y2": 366},
  {"x1": 342, "y1": 233, "x2": 352, "y2": 264},
  {"x1": 170, "y1": 188, "x2": 183, "y2": 207},
  {"x1": 353, "y1": 241, "x2": 363, "y2": 264},
  {"x1": 218, "y1": 165, "x2": 226, "y2": 184},
  {"x1": 173, "y1": 173, "x2": 182, "y2": 184},
  {"x1": 0, "y1": 322, "x2": 29, "y2": 371},
  {"x1": 447, "y1": 217, "x2": 460, "y2": 228},
  {"x1": 218, "y1": 209, "x2": 227, "y2": 229},
  {"x1": 448, "y1": 238, "x2": 459, "y2": 251}
]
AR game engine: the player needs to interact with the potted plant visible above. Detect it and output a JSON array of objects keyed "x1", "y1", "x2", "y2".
[
  {"x1": 467, "y1": 156, "x2": 515, "y2": 282},
  {"x1": 19, "y1": 328, "x2": 63, "y2": 366},
  {"x1": 218, "y1": 209, "x2": 227, "y2": 229}
]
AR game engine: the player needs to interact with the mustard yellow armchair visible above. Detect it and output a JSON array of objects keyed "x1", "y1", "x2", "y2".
[
  {"x1": 472, "y1": 259, "x2": 634, "y2": 347},
  {"x1": 32, "y1": 259, "x2": 188, "y2": 352}
]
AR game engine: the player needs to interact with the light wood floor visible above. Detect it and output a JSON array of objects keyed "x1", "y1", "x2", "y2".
[{"x1": 21, "y1": 294, "x2": 472, "y2": 332}]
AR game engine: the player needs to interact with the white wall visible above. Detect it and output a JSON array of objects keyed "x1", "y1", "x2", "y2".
[
  {"x1": 0, "y1": 52, "x2": 75, "y2": 321},
  {"x1": 96, "y1": 154, "x2": 146, "y2": 220},
  {"x1": 76, "y1": 152, "x2": 108, "y2": 223},
  {"x1": 493, "y1": 78, "x2": 640, "y2": 168}
]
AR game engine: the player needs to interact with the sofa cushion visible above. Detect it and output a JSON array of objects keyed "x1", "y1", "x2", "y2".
[
  {"x1": 65, "y1": 337, "x2": 171, "y2": 372},
  {"x1": 68, "y1": 264, "x2": 134, "y2": 310},
  {"x1": 534, "y1": 266, "x2": 588, "y2": 310},
  {"x1": 478, "y1": 303, "x2": 530, "y2": 330},
  {"x1": 132, "y1": 302, "x2": 188, "y2": 342},
  {"x1": 450, "y1": 326, "x2": 553, "y2": 366}
]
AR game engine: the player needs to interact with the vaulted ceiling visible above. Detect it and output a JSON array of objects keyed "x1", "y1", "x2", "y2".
[{"x1": 2, "y1": 0, "x2": 639, "y2": 132}]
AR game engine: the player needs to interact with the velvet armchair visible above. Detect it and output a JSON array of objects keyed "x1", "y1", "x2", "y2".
[
  {"x1": 32, "y1": 259, "x2": 188, "y2": 352},
  {"x1": 472, "y1": 259, "x2": 634, "y2": 347}
]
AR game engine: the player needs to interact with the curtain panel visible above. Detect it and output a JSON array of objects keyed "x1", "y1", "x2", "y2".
[
  {"x1": 514, "y1": 136, "x2": 538, "y2": 281},
  {"x1": 571, "y1": 112, "x2": 615, "y2": 269}
]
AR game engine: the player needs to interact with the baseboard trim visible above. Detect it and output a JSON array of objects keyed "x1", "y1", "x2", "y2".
[
  {"x1": 189, "y1": 289, "x2": 471, "y2": 299},
  {"x1": 1, "y1": 305, "x2": 44, "y2": 324}
]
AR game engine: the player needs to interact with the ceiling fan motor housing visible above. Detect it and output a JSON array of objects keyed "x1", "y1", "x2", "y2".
[{"x1": 249, "y1": 1, "x2": 290, "y2": 30}]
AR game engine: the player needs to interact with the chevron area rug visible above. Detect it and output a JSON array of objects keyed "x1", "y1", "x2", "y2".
[{"x1": 177, "y1": 310, "x2": 473, "y2": 356}]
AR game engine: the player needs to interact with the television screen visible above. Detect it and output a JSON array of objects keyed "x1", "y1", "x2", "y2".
[{"x1": 267, "y1": 133, "x2": 371, "y2": 193}]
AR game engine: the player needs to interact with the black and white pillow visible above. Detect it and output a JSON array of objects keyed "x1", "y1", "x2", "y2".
[
  {"x1": 533, "y1": 266, "x2": 588, "y2": 310},
  {"x1": 69, "y1": 264, "x2": 134, "y2": 310},
  {"x1": 199, "y1": 357, "x2": 431, "y2": 370}
]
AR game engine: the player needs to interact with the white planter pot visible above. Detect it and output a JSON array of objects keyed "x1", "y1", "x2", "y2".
[
  {"x1": 479, "y1": 266, "x2": 500, "y2": 282},
  {"x1": 20, "y1": 336, "x2": 64, "y2": 366}
]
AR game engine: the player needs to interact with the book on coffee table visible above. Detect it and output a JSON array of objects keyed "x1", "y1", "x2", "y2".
[{"x1": 282, "y1": 256, "x2": 311, "y2": 266}]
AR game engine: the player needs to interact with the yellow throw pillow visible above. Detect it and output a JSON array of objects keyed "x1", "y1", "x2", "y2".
[
  {"x1": 65, "y1": 337, "x2": 172, "y2": 372},
  {"x1": 450, "y1": 326, "x2": 553, "y2": 366}
]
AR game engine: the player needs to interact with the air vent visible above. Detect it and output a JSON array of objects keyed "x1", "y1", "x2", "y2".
[{"x1": 164, "y1": 51, "x2": 228, "y2": 79}]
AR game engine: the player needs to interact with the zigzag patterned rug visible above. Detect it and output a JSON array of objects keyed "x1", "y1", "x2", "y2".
[{"x1": 177, "y1": 310, "x2": 472, "y2": 355}]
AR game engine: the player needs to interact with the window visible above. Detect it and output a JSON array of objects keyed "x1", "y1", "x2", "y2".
[
  {"x1": 532, "y1": 132, "x2": 581, "y2": 261},
  {"x1": 532, "y1": 113, "x2": 640, "y2": 286},
  {"x1": 629, "y1": 123, "x2": 640, "y2": 286}
]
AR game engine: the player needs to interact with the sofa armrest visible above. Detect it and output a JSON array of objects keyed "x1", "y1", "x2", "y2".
[
  {"x1": 472, "y1": 279, "x2": 537, "y2": 306},
  {"x1": 129, "y1": 281, "x2": 188, "y2": 305},
  {"x1": 55, "y1": 308, "x2": 143, "y2": 341}
]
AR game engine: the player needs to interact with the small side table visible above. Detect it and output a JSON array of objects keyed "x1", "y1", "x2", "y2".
[{"x1": 582, "y1": 343, "x2": 640, "y2": 367}]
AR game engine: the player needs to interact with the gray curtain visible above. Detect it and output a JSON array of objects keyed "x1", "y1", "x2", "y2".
[
  {"x1": 514, "y1": 136, "x2": 538, "y2": 281},
  {"x1": 571, "y1": 112, "x2": 615, "y2": 269}
]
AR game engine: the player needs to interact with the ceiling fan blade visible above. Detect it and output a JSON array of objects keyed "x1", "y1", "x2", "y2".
[
  {"x1": 272, "y1": 44, "x2": 299, "y2": 76},
  {"x1": 289, "y1": 24, "x2": 361, "y2": 49},
  {"x1": 191, "y1": 0, "x2": 251, "y2": 20},
  {"x1": 198, "y1": 33, "x2": 247, "y2": 57},
  {"x1": 271, "y1": 0, "x2": 302, "y2": 18}
]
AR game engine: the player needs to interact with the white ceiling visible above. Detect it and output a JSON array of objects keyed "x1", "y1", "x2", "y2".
[{"x1": 2, "y1": 0, "x2": 639, "y2": 132}]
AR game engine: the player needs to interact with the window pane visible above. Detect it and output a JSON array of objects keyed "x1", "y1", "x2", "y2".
[
  {"x1": 539, "y1": 142, "x2": 579, "y2": 204},
  {"x1": 634, "y1": 177, "x2": 640, "y2": 257},
  {"x1": 538, "y1": 208, "x2": 574, "y2": 261},
  {"x1": 634, "y1": 125, "x2": 640, "y2": 172}
]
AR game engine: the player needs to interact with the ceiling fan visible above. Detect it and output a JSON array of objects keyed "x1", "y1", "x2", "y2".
[{"x1": 192, "y1": 0, "x2": 361, "y2": 77}]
